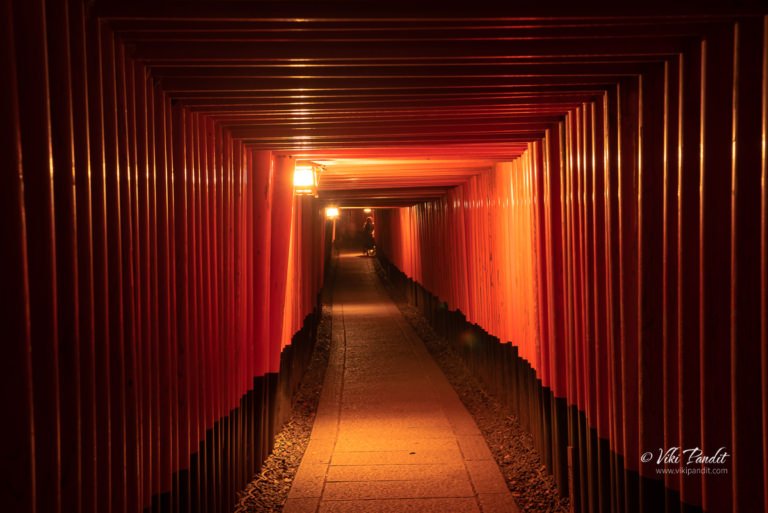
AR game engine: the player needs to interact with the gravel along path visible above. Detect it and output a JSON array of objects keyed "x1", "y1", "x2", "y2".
[{"x1": 234, "y1": 303, "x2": 332, "y2": 513}]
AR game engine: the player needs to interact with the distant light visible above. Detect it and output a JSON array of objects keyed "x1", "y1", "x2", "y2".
[
  {"x1": 363, "y1": 208, "x2": 372, "y2": 214},
  {"x1": 325, "y1": 207, "x2": 340, "y2": 219},
  {"x1": 293, "y1": 164, "x2": 317, "y2": 195}
]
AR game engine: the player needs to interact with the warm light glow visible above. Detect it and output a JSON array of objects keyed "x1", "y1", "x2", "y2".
[
  {"x1": 293, "y1": 165, "x2": 315, "y2": 186},
  {"x1": 363, "y1": 208, "x2": 372, "y2": 214},
  {"x1": 325, "y1": 207, "x2": 340, "y2": 219},
  {"x1": 293, "y1": 164, "x2": 317, "y2": 195}
]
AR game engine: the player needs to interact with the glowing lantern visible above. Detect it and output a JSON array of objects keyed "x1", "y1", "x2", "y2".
[
  {"x1": 293, "y1": 164, "x2": 317, "y2": 195},
  {"x1": 325, "y1": 207, "x2": 340, "y2": 219}
]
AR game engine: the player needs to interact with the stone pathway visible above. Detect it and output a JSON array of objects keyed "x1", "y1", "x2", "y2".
[{"x1": 284, "y1": 252, "x2": 520, "y2": 513}]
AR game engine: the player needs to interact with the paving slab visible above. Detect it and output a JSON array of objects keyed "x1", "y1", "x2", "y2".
[
  {"x1": 286, "y1": 252, "x2": 520, "y2": 513},
  {"x1": 331, "y1": 447, "x2": 463, "y2": 466},
  {"x1": 323, "y1": 478, "x2": 475, "y2": 501},
  {"x1": 318, "y1": 498, "x2": 481, "y2": 513},
  {"x1": 326, "y1": 463, "x2": 467, "y2": 482},
  {"x1": 332, "y1": 437, "x2": 458, "y2": 453},
  {"x1": 284, "y1": 498, "x2": 321, "y2": 513}
]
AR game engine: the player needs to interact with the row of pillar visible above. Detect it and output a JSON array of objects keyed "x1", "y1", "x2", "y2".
[
  {"x1": 1, "y1": 0, "x2": 329, "y2": 512},
  {"x1": 376, "y1": 18, "x2": 768, "y2": 513}
]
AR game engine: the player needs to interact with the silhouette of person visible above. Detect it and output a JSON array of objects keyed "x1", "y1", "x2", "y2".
[{"x1": 362, "y1": 217, "x2": 375, "y2": 254}]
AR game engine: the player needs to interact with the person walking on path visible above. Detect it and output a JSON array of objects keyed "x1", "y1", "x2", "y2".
[{"x1": 362, "y1": 216, "x2": 375, "y2": 255}]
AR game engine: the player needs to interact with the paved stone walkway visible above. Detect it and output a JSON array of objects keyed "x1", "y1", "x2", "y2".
[{"x1": 284, "y1": 252, "x2": 520, "y2": 513}]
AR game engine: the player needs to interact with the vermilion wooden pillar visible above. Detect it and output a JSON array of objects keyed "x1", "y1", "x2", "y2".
[
  {"x1": 269, "y1": 155, "x2": 295, "y2": 374},
  {"x1": 69, "y1": 1, "x2": 98, "y2": 511},
  {"x1": 637, "y1": 63, "x2": 666, "y2": 513},
  {"x1": 101, "y1": 26, "x2": 128, "y2": 513},
  {"x1": 661, "y1": 56, "x2": 682, "y2": 513},
  {"x1": 13, "y1": 1, "x2": 62, "y2": 513},
  {"x1": 763, "y1": 18, "x2": 768, "y2": 513},
  {"x1": 700, "y1": 27, "x2": 735, "y2": 513},
  {"x1": 729, "y1": 18, "x2": 765, "y2": 513},
  {"x1": 0, "y1": 1, "x2": 35, "y2": 512},
  {"x1": 252, "y1": 150, "x2": 274, "y2": 379},
  {"x1": 677, "y1": 39, "x2": 703, "y2": 513}
]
